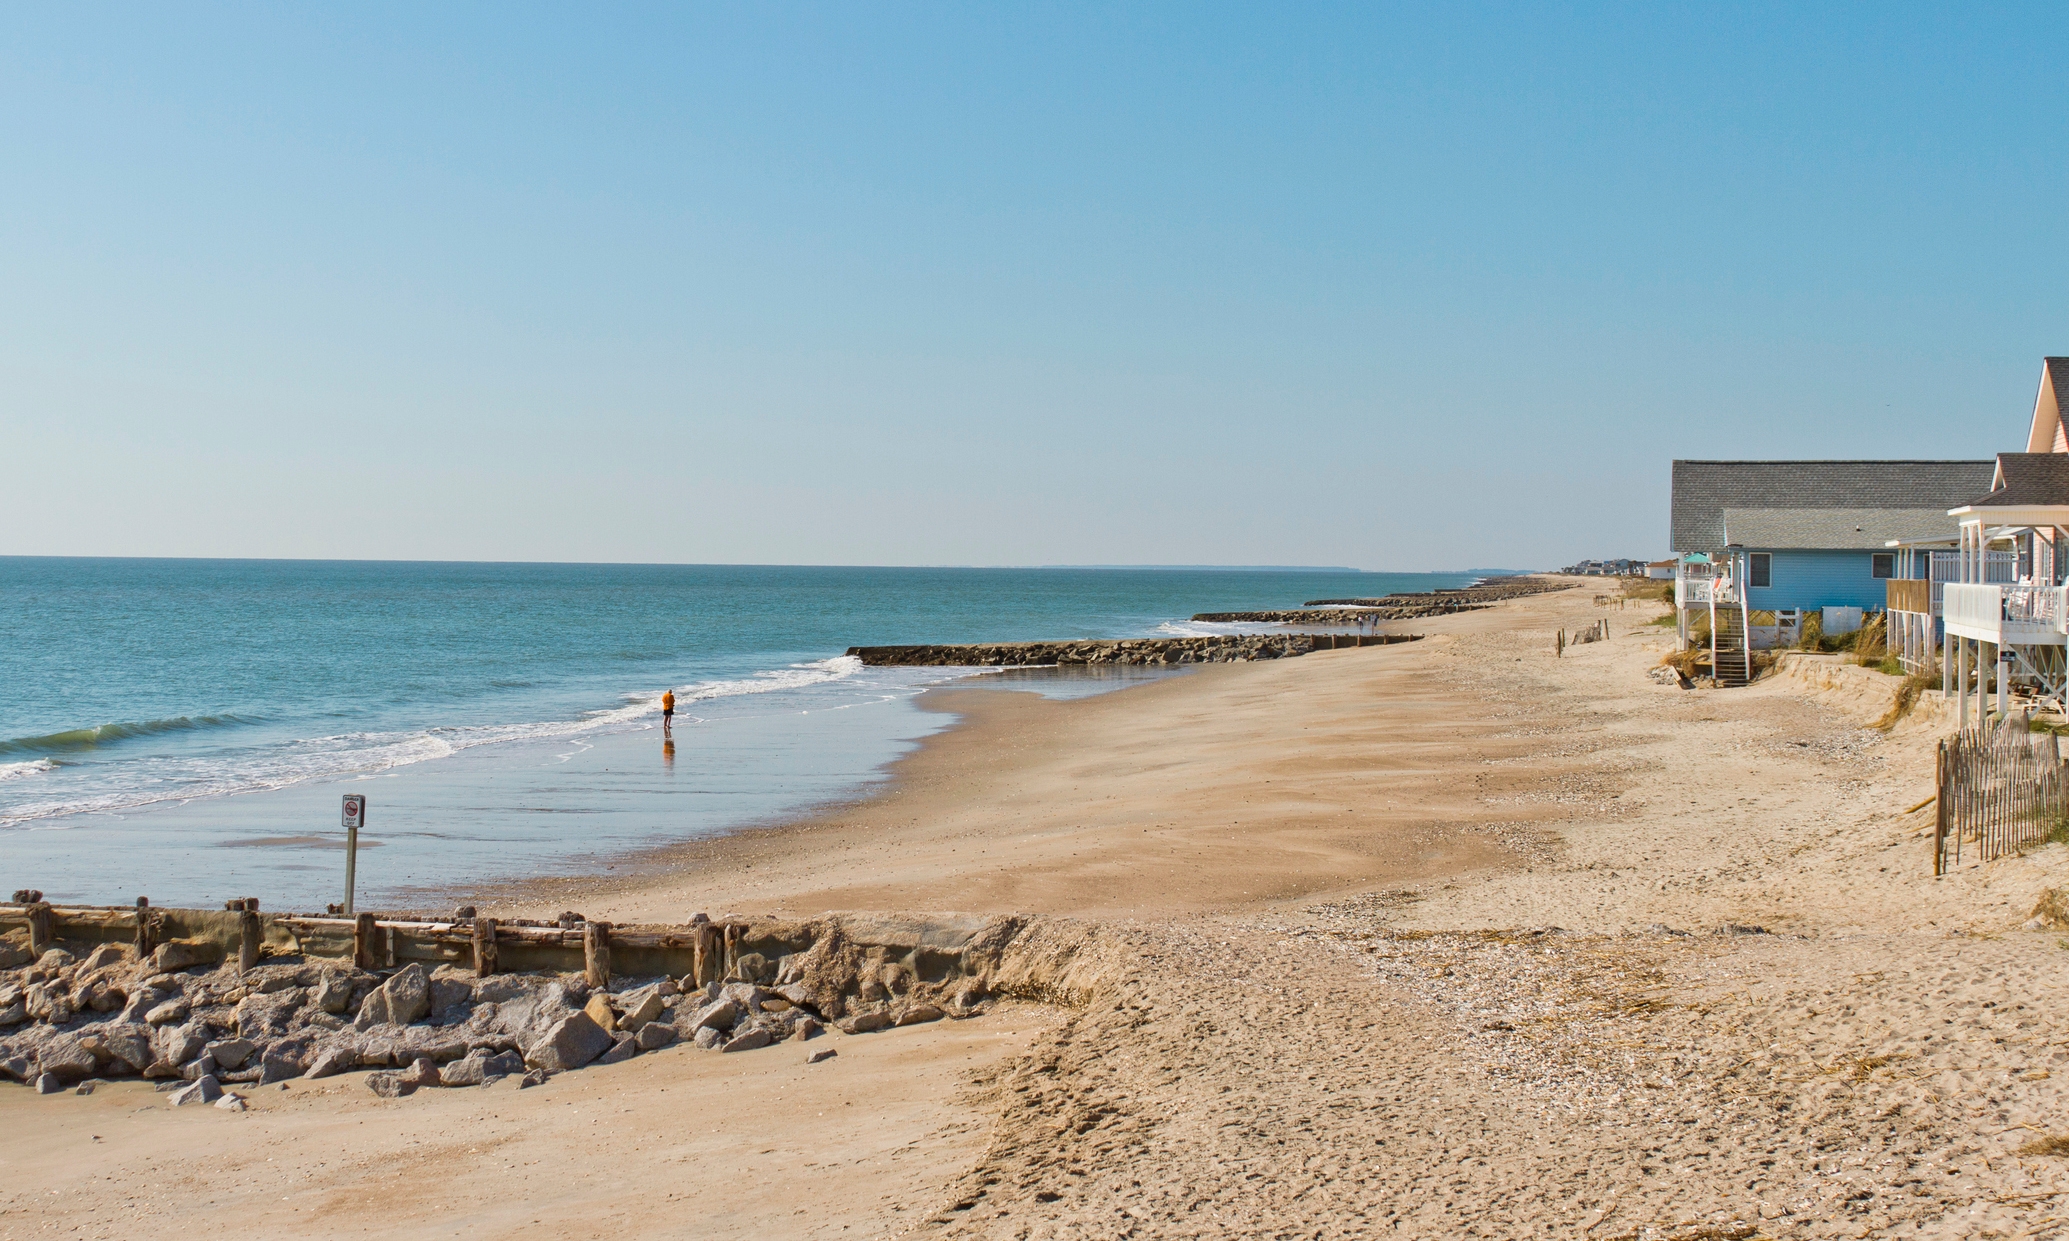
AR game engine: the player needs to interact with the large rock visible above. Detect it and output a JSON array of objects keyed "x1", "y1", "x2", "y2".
[
  {"x1": 721, "y1": 1027, "x2": 772, "y2": 1053},
  {"x1": 234, "y1": 989, "x2": 303, "y2": 1038},
  {"x1": 634, "y1": 1022, "x2": 676, "y2": 1051},
  {"x1": 77, "y1": 944, "x2": 128, "y2": 973},
  {"x1": 896, "y1": 1004, "x2": 944, "y2": 1027},
  {"x1": 596, "y1": 1034, "x2": 637, "y2": 1065},
  {"x1": 152, "y1": 939, "x2": 219, "y2": 972},
  {"x1": 206, "y1": 1038, "x2": 256, "y2": 1070},
  {"x1": 258, "y1": 1039, "x2": 313, "y2": 1084},
  {"x1": 688, "y1": 999, "x2": 739, "y2": 1032},
  {"x1": 525, "y1": 1011, "x2": 612, "y2": 1073},
  {"x1": 440, "y1": 1055, "x2": 487, "y2": 1087},
  {"x1": 615, "y1": 985, "x2": 667, "y2": 1032},
  {"x1": 582, "y1": 993, "x2": 618, "y2": 1033},
  {"x1": 838, "y1": 1011, "x2": 890, "y2": 1035},
  {"x1": 88, "y1": 1024, "x2": 153, "y2": 1074},
  {"x1": 36, "y1": 1035, "x2": 97, "y2": 1081},
  {"x1": 314, "y1": 975, "x2": 354, "y2": 1015},
  {"x1": 158, "y1": 1023, "x2": 207, "y2": 1068},
  {"x1": 355, "y1": 963, "x2": 430, "y2": 1028},
  {"x1": 306, "y1": 1045, "x2": 357, "y2": 1080},
  {"x1": 482, "y1": 1049, "x2": 525, "y2": 1078},
  {"x1": 365, "y1": 1071, "x2": 415, "y2": 1098},
  {"x1": 144, "y1": 997, "x2": 191, "y2": 1027},
  {"x1": 168, "y1": 1076, "x2": 222, "y2": 1107}
]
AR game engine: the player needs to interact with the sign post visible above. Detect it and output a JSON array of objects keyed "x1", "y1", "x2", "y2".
[{"x1": 341, "y1": 794, "x2": 366, "y2": 917}]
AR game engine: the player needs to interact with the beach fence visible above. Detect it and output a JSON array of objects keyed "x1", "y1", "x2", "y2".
[
  {"x1": 1933, "y1": 714, "x2": 2069, "y2": 875},
  {"x1": 1557, "y1": 619, "x2": 1610, "y2": 656}
]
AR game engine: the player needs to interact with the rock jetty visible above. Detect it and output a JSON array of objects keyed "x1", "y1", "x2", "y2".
[
  {"x1": 1197, "y1": 575, "x2": 1573, "y2": 625},
  {"x1": 0, "y1": 911, "x2": 1023, "y2": 1102},
  {"x1": 847, "y1": 633, "x2": 1418, "y2": 667}
]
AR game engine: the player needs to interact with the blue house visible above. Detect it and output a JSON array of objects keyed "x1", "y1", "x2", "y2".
[{"x1": 1669, "y1": 459, "x2": 1994, "y2": 653}]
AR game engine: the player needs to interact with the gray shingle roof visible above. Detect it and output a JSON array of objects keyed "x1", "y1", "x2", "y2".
[
  {"x1": 1671, "y1": 460, "x2": 1995, "y2": 552},
  {"x1": 1965, "y1": 452, "x2": 2069, "y2": 508},
  {"x1": 1720, "y1": 508, "x2": 1958, "y2": 550}
]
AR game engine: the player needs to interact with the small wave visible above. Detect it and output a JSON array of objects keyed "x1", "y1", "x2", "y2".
[
  {"x1": 0, "y1": 714, "x2": 257, "y2": 755},
  {"x1": 0, "y1": 759, "x2": 59, "y2": 782},
  {"x1": 672, "y1": 655, "x2": 864, "y2": 704}
]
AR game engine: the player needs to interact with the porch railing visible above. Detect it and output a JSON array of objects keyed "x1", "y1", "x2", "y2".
[
  {"x1": 1943, "y1": 583, "x2": 2069, "y2": 635},
  {"x1": 1886, "y1": 578, "x2": 1931, "y2": 614}
]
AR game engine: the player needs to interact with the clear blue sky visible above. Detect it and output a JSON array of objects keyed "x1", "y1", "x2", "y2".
[{"x1": 3, "y1": 4, "x2": 2063, "y2": 569}]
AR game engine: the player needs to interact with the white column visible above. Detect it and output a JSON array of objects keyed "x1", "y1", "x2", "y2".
[
  {"x1": 1958, "y1": 638, "x2": 1971, "y2": 727},
  {"x1": 1999, "y1": 647, "x2": 2011, "y2": 721},
  {"x1": 1943, "y1": 627, "x2": 1954, "y2": 697}
]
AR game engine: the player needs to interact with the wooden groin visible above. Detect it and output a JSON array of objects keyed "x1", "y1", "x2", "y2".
[{"x1": 846, "y1": 633, "x2": 1420, "y2": 667}]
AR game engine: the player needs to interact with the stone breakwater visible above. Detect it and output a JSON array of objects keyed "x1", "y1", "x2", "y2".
[
  {"x1": 1197, "y1": 575, "x2": 1574, "y2": 626},
  {"x1": 847, "y1": 633, "x2": 1419, "y2": 667},
  {"x1": 1304, "y1": 573, "x2": 1570, "y2": 608},
  {"x1": 0, "y1": 909, "x2": 1025, "y2": 1104}
]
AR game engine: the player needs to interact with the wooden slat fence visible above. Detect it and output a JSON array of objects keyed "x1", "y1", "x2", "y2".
[
  {"x1": 1934, "y1": 714, "x2": 2069, "y2": 875},
  {"x1": 1557, "y1": 619, "x2": 1610, "y2": 656}
]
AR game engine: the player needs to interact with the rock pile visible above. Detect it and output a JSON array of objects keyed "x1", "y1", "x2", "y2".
[
  {"x1": 0, "y1": 912, "x2": 1017, "y2": 1102},
  {"x1": 848, "y1": 634, "x2": 1415, "y2": 667}
]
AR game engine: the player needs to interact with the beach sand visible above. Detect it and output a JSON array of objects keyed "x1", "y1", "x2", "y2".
[{"x1": 10, "y1": 581, "x2": 2069, "y2": 1238}]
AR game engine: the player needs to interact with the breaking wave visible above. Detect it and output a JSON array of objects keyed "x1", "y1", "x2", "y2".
[{"x1": 0, "y1": 714, "x2": 258, "y2": 755}]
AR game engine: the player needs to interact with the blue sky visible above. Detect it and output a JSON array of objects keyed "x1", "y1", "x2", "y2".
[{"x1": 3, "y1": 4, "x2": 2063, "y2": 569}]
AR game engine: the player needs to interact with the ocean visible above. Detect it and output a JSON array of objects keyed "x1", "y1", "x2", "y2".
[{"x1": 0, "y1": 559, "x2": 1481, "y2": 909}]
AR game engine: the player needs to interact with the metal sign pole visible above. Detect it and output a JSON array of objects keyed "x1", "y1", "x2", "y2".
[{"x1": 342, "y1": 794, "x2": 365, "y2": 917}]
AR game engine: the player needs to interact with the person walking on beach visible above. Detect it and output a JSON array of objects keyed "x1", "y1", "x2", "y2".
[{"x1": 661, "y1": 689, "x2": 675, "y2": 732}]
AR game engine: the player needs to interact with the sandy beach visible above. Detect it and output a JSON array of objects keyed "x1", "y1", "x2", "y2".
[{"x1": 9, "y1": 580, "x2": 2069, "y2": 1239}]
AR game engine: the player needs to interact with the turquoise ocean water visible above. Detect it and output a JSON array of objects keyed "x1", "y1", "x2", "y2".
[{"x1": 0, "y1": 559, "x2": 1480, "y2": 909}]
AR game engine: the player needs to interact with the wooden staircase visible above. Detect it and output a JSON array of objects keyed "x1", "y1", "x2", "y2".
[{"x1": 1711, "y1": 603, "x2": 1751, "y2": 687}]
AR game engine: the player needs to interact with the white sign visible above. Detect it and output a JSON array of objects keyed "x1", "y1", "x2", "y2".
[{"x1": 341, "y1": 794, "x2": 366, "y2": 829}]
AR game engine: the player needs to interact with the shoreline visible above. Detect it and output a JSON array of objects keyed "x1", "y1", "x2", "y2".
[{"x1": 18, "y1": 578, "x2": 2069, "y2": 1237}]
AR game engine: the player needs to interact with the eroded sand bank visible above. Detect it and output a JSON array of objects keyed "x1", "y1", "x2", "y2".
[{"x1": 9, "y1": 582, "x2": 2069, "y2": 1239}]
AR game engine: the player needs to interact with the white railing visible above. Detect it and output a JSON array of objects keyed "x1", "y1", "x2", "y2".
[
  {"x1": 1675, "y1": 573, "x2": 1740, "y2": 608},
  {"x1": 1944, "y1": 583, "x2": 2069, "y2": 639}
]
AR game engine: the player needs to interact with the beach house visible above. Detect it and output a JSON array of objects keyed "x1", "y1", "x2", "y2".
[
  {"x1": 1924, "y1": 359, "x2": 2069, "y2": 722},
  {"x1": 1669, "y1": 459, "x2": 1995, "y2": 683}
]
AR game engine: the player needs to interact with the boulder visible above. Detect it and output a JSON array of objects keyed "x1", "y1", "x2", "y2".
[
  {"x1": 440, "y1": 1056, "x2": 486, "y2": 1087},
  {"x1": 36, "y1": 948, "x2": 75, "y2": 971},
  {"x1": 525, "y1": 1011, "x2": 612, "y2": 1073},
  {"x1": 615, "y1": 985, "x2": 667, "y2": 1032},
  {"x1": 634, "y1": 1022, "x2": 676, "y2": 1051},
  {"x1": 258, "y1": 1044, "x2": 309, "y2": 1085},
  {"x1": 168, "y1": 1076, "x2": 222, "y2": 1107},
  {"x1": 91, "y1": 1024, "x2": 153, "y2": 1074},
  {"x1": 364, "y1": 1071, "x2": 414, "y2": 1098},
  {"x1": 838, "y1": 1011, "x2": 890, "y2": 1035},
  {"x1": 77, "y1": 945, "x2": 129, "y2": 973},
  {"x1": 402, "y1": 1057, "x2": 441, "y2": 1088},
  {"x1": 791, "y1": 1018, "x2": 822, "y2": 1041},
  {"x1": 152, "y1": 939, "x2": 219, "y2": 972},
  {"x1": 896, "y1": 1004, "x2": 944, "y2": 1027},
  {"x1": 34, "y1": 1072, "x2": 64, "y2": 1094},
  {"x1": 158, "y1": 1024, "x2": 206, "y2": 1069},
  {"x1": 74, "y1": 1079, "x2": 103, "y2": 1095},
  {"x1": 692, "y1": 1026, "x2": 723, "y2": 1051},
  {"x1": 808, "y1": 1048, "x2": 838, "y2": 1065},
  {"x1": 0, "y1": 1055, "x2": 32, "y2": 1082},
  {"x1": 582, "y1": 993, "x2": 618, "y2": 1033},
  {"x1": 37, "y1": 1035, "x2": 97, "y2": 1081},
  {"x1": 596, "y1": 1034, "x2": 638, "y2": 1066},
  {"x1": 214, "y1": 1094, "x2": 247, "y2": 1112},
  {"x1": 721, "y1": 1027, "x2": 772, "y2": 1053},
  {"x1": 0, "y1": 934, "x2": 33, "y2": 970},
  {"x1": 144, "y1": 998, "x2": 191, "y2": 1027},
  {"x1": 314, "y1": 975, "x2": 354, "y2": 1015},
  {"x1": 519, "y1": 1068, "x2": 548, "y2": 1088},
  {"x1": 306, "y1": 1046, "x2": 357, "y2": 1080},
  {"x1": 482, "y1": 1049, "x2": 525, "y2": 1078},
  {"x1": 206, "y1": 1038, "x2": 256, "y2": 1070},
  {"x1": 234, "y1": 989, "x2": 303, "y2": 1037},
  {"x1": 689, "y1": 999, "x2": 739, "y2": 1032},
  {"x1": 354, "y1": 964, "x2": 430, "y2": 1028},
  {"x1": 0, "y1": 1002, "x2": 26, "y2": 1027}
]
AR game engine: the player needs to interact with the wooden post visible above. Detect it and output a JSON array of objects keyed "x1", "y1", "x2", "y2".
[
  {"x1": 473, "y1": 917, "x2": 499, "y2": 978},
  {"x1": 237, "y1": 909, "x2": 261, "y2": 973},
  {"x1": 1933, "y1": 738, "x2": 1947, "y2": 877},
  {"x1": 26, "y1": 903, "x2": 53, "y2": 956},
  {"x1": 133, "y1": 897, "x2": 152, "y2": 957},
  {"x1": 583, "y1": 921, "x2": 611, "y2": 988},
  {"x1": 354, "y1": 912, "x2": 379, "y2": 970},
  {"x1": 693, "y1": 922, "x2": 721, "y2": 985},
  {"x1": 723, "y1": 922, "x2": 742, "y2": 979}
]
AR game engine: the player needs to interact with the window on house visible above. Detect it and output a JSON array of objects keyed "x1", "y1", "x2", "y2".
[
  {"x1": 1872, "y1": 553, "x2": 1894, "y2": 579},
  {"x1": 1749, "y1": 553, "x2": 1771, "y2": 588}
]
